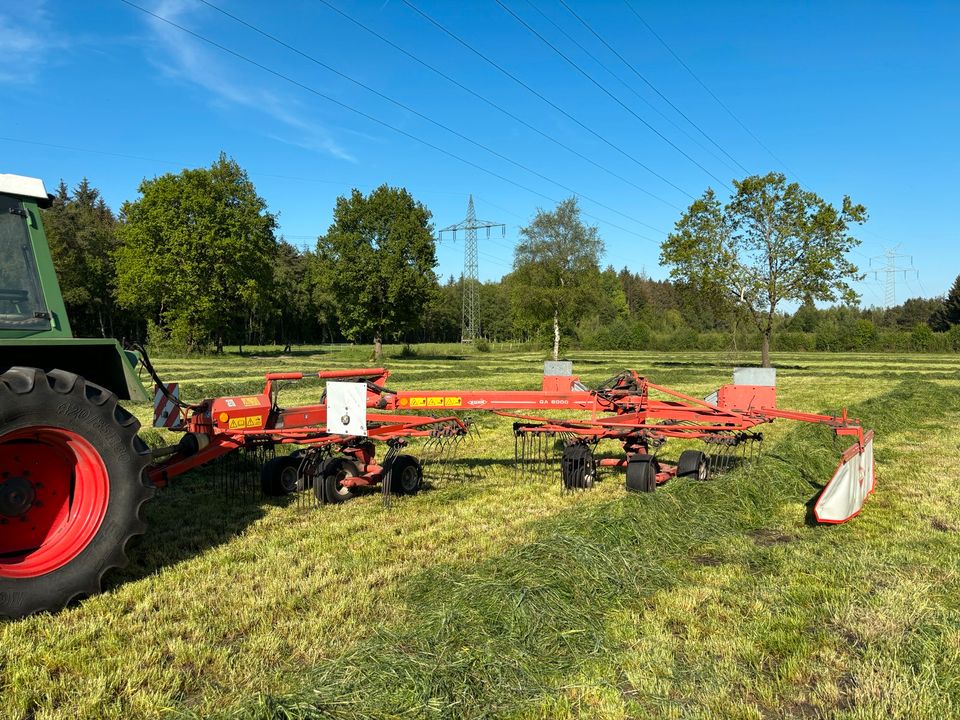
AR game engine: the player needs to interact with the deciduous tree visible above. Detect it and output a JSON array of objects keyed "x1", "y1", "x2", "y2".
[
  {"x1": 512, "y1": 197, "x2": 604, "y2": 360},
  {"x1": 316, "y1": 185, "x2": 437, "y2": 359},
  {"x1": 661, "y1": 173, "x2": 866, "y2": 366},
  {"x1": 115, "y1": 154, "x2": 276, "y2": 352}
]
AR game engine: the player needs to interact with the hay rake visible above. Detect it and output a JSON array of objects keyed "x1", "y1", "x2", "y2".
[{"x1": 147, "y1": 362, "x2": 875, "y2": 524}]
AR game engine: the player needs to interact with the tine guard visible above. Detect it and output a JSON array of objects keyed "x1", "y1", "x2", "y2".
[{"x1": 814, "y1": 430, "x2": 875, "y2": 523}]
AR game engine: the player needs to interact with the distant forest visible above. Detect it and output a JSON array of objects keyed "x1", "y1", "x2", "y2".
[{"x1": 43, "y1": 173, "x2": 960, "y2": 355}]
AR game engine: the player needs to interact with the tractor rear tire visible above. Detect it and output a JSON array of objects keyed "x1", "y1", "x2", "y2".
[
  {"x1": 0, "y1": 367, "x2": 152, "y2": 619},
  {"x1": 625, "y1": 454, "x2": 659, "y2": 493},
  {"x1": 317, "y1": 457, "x2": 360, "y2": 504}
]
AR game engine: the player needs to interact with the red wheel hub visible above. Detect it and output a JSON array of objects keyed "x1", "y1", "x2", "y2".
[{"x1": 0, "y1": 427, "x2": 109, "y2": 578}]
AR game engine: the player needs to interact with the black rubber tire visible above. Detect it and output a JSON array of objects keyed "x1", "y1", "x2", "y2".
[
  {"x1": 561, "y1": 444, "x2": 596, "y2": 490},
  {"x1": 317, "y1": 457, "x2": 360, "y2": 504},
  {"x1": 677, "y1": 450, "x2": 709, "y2": 481},
  {"x1": 260, "y1": 455, "x2": 301, "y2": 496},
  {"x1": 389, "y1": 454, "x2": 423, "y2": 495},
  {"x1": 625, "y1": 454, "x2": 659, "y2": 493},
  {"x1": 0, "y1": 367, "x2": 152, "y2": 619}
]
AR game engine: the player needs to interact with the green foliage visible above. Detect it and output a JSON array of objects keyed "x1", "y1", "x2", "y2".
[
  {"x1": 316, "y1": 185, "x2": 437, "y2": 356},
  {"x1": 511, "y1": 197, "x2": 604, "y2": 359},
  {"x1": 947, "y1": 324, "x2": 960, "y2": 350},
  {"x1": 661, "y1": 173, "x2": 866, "y2": 365},
  {"x1": 930, "y1": 274, "x2": 960, "y2": 331},
  {"x1": 911, "y1": 322, "x2": 935, "y2": 351},
  {"x1": 115, "y1": 154, "x2": 276, "y2": 352},
  {"x1": 396, "y1": 343, "x2": 418, "y2": 359},
  {"x1": 41, "y1": 179, "x2": 128, "y2": 338},
  {"x1": 474, "y1": 337, "x2": 491, "y2": 352}
]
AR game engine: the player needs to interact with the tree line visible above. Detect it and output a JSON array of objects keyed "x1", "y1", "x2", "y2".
[{"x1": 42, "y1": 155, "x2": 960, "y2": 360}]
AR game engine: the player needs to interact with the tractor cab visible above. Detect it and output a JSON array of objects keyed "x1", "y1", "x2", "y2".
[
  {"x1": 0, "y1": 175, "x2": 60, "y2": 334},
  {"x1": 0, "y1": 173, "x2": 147, "y2": 401}
]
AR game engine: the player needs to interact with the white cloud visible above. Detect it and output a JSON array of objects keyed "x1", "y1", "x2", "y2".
[
  {"x1": 144, "y1": 0, "x2": 355, "y2": 162},
  {"x1": 0, "y1": 1, "x2": 64, "y2": 85}
]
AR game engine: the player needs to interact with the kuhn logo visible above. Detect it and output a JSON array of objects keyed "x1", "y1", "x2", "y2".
[{"x1": 467, "y1": 399, "x2": 487, "y2": 406}]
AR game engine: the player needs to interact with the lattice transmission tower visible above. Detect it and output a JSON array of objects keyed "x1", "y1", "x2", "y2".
[
  {"x1": 439, "y1": 196, "x2": 505, "y2": 342},
  {"x1": 869, "y1": 246, "x2": 918, "y2": 308}
]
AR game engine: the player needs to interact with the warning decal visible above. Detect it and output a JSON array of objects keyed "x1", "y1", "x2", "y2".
[
  {"x1": 402, "y1": 396, "x2": 461, "y2": 408},
  {"x1": 228, "y1": 415, "x2": 263, "y2": 430}
]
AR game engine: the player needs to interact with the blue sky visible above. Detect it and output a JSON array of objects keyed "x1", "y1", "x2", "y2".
[{"x1": 3, "y1": 1, "x2": 958, "y2": 307}]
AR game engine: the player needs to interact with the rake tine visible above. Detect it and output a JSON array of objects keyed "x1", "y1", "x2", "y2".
[
  {"x1": 523, "y1": 432, "x2": 530, "y2": 482},
  {"x1": 524, "y1": 432, "x2": 531, "y2": 482},
  {"x1": 514, "y1": 430, "x2": 519, "y2": 483},
  {"x1": 382, "y1": 463, "x2": 392, "y2": 508},
  {"x1": 438, "y1": 436, "x2": 452, "y2": 483}
]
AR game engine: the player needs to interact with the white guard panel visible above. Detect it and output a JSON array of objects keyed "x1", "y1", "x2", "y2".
[
  {"x1": 814, "y1": 437, "x2": 874, "y2": 523},
  {"x1": 326, "y1": 381, "x2": 368, "y2": 437},
  {"x1": 153, "y1": 383, "x2": 182, "y2": 428}
]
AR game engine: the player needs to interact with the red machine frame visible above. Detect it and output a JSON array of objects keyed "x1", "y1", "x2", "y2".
[{"x1": 145, "y1": 364, "x2": 874, "y2": 523}]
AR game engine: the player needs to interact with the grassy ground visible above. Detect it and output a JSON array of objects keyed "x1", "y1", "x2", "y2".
[{"x1": 3, "y1": 346, "x2": 960, "y2": 718}]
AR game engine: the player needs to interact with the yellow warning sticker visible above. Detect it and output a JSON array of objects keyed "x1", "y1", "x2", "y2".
[
  {"x1": 405, "y1": 396, "x2": 460, "y2": 408},
  {"x1": 228, "y1": 415, "x2": 263, "y2": 430},
  {"x1": 241, "y1": 397, "x2": 261, "y2": 407}
]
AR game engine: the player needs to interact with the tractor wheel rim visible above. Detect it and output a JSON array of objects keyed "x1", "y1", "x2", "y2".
[
  {"x1": 0, "y1": 427, "x2": 110, "y2": 578},
  {"x1": 697, "y1": 460, "x2": 708, "y2": 481}
]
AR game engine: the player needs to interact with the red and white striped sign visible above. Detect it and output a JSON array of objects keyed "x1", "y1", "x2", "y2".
[{"x1": 153, "y1": 383, "x2": 183, "y2": 429}]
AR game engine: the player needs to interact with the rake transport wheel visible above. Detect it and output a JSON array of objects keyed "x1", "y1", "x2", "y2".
[
  {"x1": 389, "y1": 454, "x2": 423, "y2": 496},
  {"x1": 561, "y1": 444, "x2": 596, "y2": 490},
  {"x1": 317, "y1": 457, "x2": 361, "y2": 504},
  {"x1": 260, "y1": 453, "x2": 304, "y2": 497},
  {"x1": 677, "y1": 450, "x2": 709, "y2": 481},
  {"x1": 625, "y1": 454, "x2": 659, "y2": 493},
  {"x1": 0, "y1": 368, "x2": 152, "y2": 619}
]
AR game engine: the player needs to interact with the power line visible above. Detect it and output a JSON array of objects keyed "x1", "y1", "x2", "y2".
[
  {"x1": 400, "y1": 0, "x2": 696, "y2": 200},
  {"x1": 118, "y1": 0, "x2": 658, "y2": 244},
  {"x1": 313, "y1": 0, "x2": 681, "y2": 213},
  {"x1": 194, "y1": 0, "x2": 665, "y2": 237},
  {"x1": 556, "y1": 0, "x2": 750, "y2": 178},
  {"x1": 493, "y1": 0, "x2": 731, "y2": 190},
  {"x1": 622, "y1": 0, "x2": 802, "y2": 183},
  {"x1": 522, "y1": 0, "x2": 742, "y2": 177},
  {"x1": 0, "y1": 135, "x2": 361, "y2": 189}
]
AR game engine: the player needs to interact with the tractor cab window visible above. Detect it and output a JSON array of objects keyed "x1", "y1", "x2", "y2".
[{"x1": 0, "y1": 194, "x2": 49, "y2": 330}]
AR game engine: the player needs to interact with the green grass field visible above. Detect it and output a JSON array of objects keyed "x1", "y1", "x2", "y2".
[{"x1": 3, "y1": 347, "x2": 960, "y2": 719}]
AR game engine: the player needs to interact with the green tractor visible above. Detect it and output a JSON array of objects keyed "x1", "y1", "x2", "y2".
[{"x1": 0, "y1": 173, "x2": 153, "y2": 619}]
